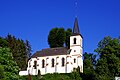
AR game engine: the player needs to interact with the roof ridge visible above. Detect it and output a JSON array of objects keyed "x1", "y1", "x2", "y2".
[{"x1": 42, "y1": 47, "x2": 65, "y2": 50}]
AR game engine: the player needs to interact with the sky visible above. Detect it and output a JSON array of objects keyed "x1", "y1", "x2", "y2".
[{"x1": 0, "y1": 0, "x2": 120, "y2": 54}]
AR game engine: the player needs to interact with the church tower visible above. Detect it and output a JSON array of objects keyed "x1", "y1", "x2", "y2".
[
  {"x1": 70, "y1": 17, "x2": 83, "y2": 73},
  {"x1": 70, "y1": 18, "x2": 83, "y2": 55}
]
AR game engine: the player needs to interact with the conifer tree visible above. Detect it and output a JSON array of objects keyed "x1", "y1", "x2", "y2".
[{"x1": 5, "y1": 34, "x2": 32, "y2": 70}]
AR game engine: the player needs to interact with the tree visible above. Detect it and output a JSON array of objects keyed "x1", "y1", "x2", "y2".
[
  {"x1": 48, "y1": 27, "x2": 72, "y2": 48},
  {"x1": 41, "y1": 73, "x2": 71, "y2": 80},
  {"x1": 48, "y1": 28, "x2": 58, "y2": 48},
  {"x1": 48, "y1": 27, "x2": 66, "y2": 48},
  {"x1": 83, "y1": 52, "x2": 96, "y2": 80},
  {"x1": 70, "y1": 67, "x2": 82, "y2": 80},
  {"x1": 0, "y1": 37, "x2": 8, "y2": 47},
  {"x1": 5, "y1": 34, "x2": 32, "y2": 70},
  {"x1": 0, "y1": 48, "x2": 20, "y2": 80},
  {"x1": 65, "y1": 28, "x2": 72, "y2": 48},
  {"x1": 56, "y1": 28, "x2": 66, "y2": 47},
  {"x1": 95, "y1": 36, "x2": 120, "y2": 80},
  {"x1": 25, "y1": 40, "x2": 32, "y2": 58},
  {"x1": 0, "y1": 65, "x2": 4, "y2": 79}
]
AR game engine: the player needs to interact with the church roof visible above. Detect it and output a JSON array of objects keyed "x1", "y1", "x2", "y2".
[{"x1": 31, "y1": 47, "x2": 70, "y2": 58}]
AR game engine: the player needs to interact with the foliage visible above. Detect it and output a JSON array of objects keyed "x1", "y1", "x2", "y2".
[
  {"x1": 25, "y1": 40, "x2": 32, "y2": 58},
  {"x1": 0, "y1": 37, "x2": 8, "y2": 47},
  {"x1": 42, "y1": 73, "x2": 70, "y2": 80},
  {"x1": 65, "y1": 28, "x2": 72, "y2": 48},
  {"x1": 0, "y1": 65, "x2": 4, "y2": 79},
  {"x1": 25, "y1": 73, "x2": 70, "y2": 80},
  {"x1": 48, "y1": 27, "x2": 66, "y2": 48},
  {"x1": 95, "y1": 36, "x2": 120, "y2": 80},
  {"x1": 5, "y1": 34, "x2": 32, "y2": 70},
  {"x1": 19, "y1": 76, "x2": 28, "y2": 80},
  {"x1": 48, "y1": 27, "x2": 72, "y2": 48},
  {"x1": 0, "y1": 48, "x2": 20, "y2": 80},
  {"x1": 32, "y1": 67, "x2": 82, "y2": 80},
  {"x1": 29, "y1": 68, "x2": 82, "y2": 80},
  {"x1": 56, "y1": 28, "x2": 66, "y2": 47},
  {"x1": 83, "y1": 52, "x2": 96, "y2": 80},
  {"x1": 70, "y1": 67, "x2": 82, "y2": 80},
  {"x1": 83, "y1": 36, "x2": 120, "y2": 80}
]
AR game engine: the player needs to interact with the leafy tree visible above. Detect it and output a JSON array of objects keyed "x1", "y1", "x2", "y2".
[
  {"x1": 0, "y1": 65, "x2": 4, "y2": 79},
  {"x1": 48, "y1": 27, "x2": 66, "y2": 48},
  {"x1": 83, "y1": 52, "x2": 96, "y2": 80},
  {"x1": 48, "y1": 27, "x2": 72, "y2": 48},
  {"x1": 65, "y1": 28, "x2": 72, "y2": 48},
  {"x1": 95, "y1": 36, "x2": 120, "y2": 80},
  {"x1": 0, "y1": 48, "x2": 20, "y2": 80},
  {"x1": 70, "y1": 67, "x2": 82, "y2": 80},
  {"x1": 48, "y1": 28, "x2": 58, "y2": 48},
  {"x1": 41, "y1": 73, "x2": 71, "y2": 80},
  {"x1": 57, "y1": 28, "x2": 66, "y2": 47},
  {"x1": 31, "y1": 72, "x2": 82, "y2": 80}
]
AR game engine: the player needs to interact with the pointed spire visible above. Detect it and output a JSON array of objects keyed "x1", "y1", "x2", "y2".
[
  {"x1": 73, "y1": 17, "x2": 80, "y2": 34},
  {"x1": 71, "y1": 17, "x2": 83, "y2": 38}
]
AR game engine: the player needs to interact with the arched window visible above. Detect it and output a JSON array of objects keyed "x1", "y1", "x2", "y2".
[
  {"x1": 34, "y1": 61, "x2": 37, "y2": 69},
  {"x1": 29, "y1": 62, "x2": 31, "y2": 68},
  {"x1": 74, "y1": 58, "x2": 76, "y2": 63},
  {"x1": 74, "y1": 38, "x2": 76, "y2": 44},
  {"x1": 42, "y1": 59, "x2": 45, "y2": 68},
  {"x1": 51, "y1": 58, "x2": 54, "y2": 67},
  {"x1": 62, "y1": 58, "x2": 65, "y2": 66}
]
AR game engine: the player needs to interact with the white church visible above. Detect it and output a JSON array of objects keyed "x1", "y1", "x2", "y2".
[{"x1": 19, "y1": 18, "x2": 83, "y2": 76}]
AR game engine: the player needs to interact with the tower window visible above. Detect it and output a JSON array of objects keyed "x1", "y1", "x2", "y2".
[
  {"x1": 51, "y1": 58, "x2": 54, "y2": 67},
  {"x1": 74, "y1": 58, "x2": 76, "y2": 63},
  {"x1": 42, "y1": 59, "x2": 45, "y2": 68},
  {"x1": 62, "y1": 58, "x2": 65, "y2": 67},
  {"x1": 74, "y1": 38, "x2": 76, "y2": 44}
]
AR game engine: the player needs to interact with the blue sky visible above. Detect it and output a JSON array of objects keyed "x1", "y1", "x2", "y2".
[{"x1": 0, "y1": 0, "x2": 120, "y2": 54}]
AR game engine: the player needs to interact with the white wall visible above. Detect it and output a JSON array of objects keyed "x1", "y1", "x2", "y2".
[{"x1": 26, "y1": 55, "x2": 74, "y2": 75}]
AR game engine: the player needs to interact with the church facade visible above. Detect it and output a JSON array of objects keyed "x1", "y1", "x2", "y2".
[{"x1": 19, "y1": 18, "x2": 83, "y2": 75}]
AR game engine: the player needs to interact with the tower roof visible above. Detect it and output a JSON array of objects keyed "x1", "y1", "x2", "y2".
[
  {"x1": 73, "y1": 17, "x2": 80, "y2": 34},
  {"x1": 71, "y1": 18, "x2": 83, "y2": 38}
]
